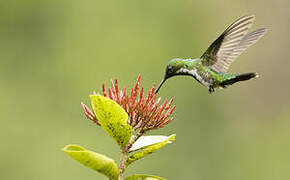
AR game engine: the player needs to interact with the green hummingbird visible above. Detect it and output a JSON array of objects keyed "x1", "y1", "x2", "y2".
[{"x1": 155, "y1": 14, "x2": 266, "y2": 94}]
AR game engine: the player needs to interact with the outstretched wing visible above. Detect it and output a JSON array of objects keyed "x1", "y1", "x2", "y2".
[
  {"x1": 233, "y1": 28, "x2": 267, "y2": 57},
  {"x1": 201, "y1": 15, "x2": 266, "y2": 73}
]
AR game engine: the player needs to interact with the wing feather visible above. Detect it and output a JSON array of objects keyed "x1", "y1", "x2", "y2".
[
  {"x1": 226, "y1": 28, "x2": 267, "y2": 60},
  {"x1": 200, "y1": 15, "x2": 266, "y2": 72}
]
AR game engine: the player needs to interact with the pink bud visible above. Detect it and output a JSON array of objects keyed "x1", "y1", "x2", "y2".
[{"x1": 81, "y1": 102, "x2": 100, "y2": 126}]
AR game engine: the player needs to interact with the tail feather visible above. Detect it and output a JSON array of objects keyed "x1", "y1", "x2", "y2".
[{"x1": 220, "y1": 72, "x2": 258, "y2": 87}]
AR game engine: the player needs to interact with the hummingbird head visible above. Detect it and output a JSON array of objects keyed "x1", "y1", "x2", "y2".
[{"x1": 155, "y1": 58, "x2": 185, "y2": 93}]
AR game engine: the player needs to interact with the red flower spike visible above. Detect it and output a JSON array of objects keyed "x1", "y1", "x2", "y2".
[
  {"x1": 134, "y1": 75, "x2": 141, "y2": 97},
  {"x1": 130, "y1": 88, "x2": 134, "y2": 102},
  {"x1": 114, "y1": 78, "x2": 120, "y2": 104},
  {"x1": 155, "y1": 99, "x2": 167, "y2": 117},
  {"x1": 156, "y1": 105, "x2": 176, "y2": 127},
  {"x1": 108, "y1": 88, "x2": 113, "y2": 100},
  {"x1": 165, "y1": 98, "x2": 174, "y2": 111},
  {"x1": 123, "y1": 86, "x2": 127, "y2": 96},
  {"x1": 139, "y1": 87, "x2": 144, "y2": 103},
  {"x1": 102, "y1": 83, "x2": 107, "y2": 97},
  {"x1": 81, "y1": 74, "x2": 175, "y2": 133},
  {"x1": 159, "y1": 117, "x2": 174, "y2": 128},
  {"x1": 110, "y1": 80, "x2": 116, "y2": 99}
]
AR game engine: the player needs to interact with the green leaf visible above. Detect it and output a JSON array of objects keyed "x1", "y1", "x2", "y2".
[
  {"x1": 130, "y1": 135, "x2": 175, "y2": 152},
  {"x1": 125, "y1": 174, "x2": 166, "y2": 180},
  {"x1": 90, "y1": 95, "x2": 132, "y2": 148},
  {"x1": 62, "y1": 144, "x2": 119, "y2": 180},
  {"x1": 126, "y1": 134, "x2": 176, "y2": 166}
]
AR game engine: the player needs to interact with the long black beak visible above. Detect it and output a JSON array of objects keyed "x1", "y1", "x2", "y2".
[{"x1": 155, "y1": 78, "x2": 167, "y2": 94}]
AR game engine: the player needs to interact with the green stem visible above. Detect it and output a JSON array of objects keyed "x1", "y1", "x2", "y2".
[
  {"x1": 118, "y1": 151, "x2": 128, "y2": 180},
  {"x1": 117, "y1": 132, "x2": 144, "y2": 180}
]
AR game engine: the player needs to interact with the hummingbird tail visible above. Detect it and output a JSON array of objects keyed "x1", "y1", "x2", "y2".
[
  {"x1": 234, "y1": 72, "x2": 258, "y2": 81},
  {"x1": 220, "y1": 72, "x2": 258, "y2": 87}
]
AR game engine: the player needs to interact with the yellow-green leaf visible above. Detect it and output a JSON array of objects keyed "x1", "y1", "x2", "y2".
[
  {"x1": 125, "y1": 174, "x2": 166, "y2": 180},
  {"x1": 90, "y1": 95, "x2": 132, "y2": 148},
  {"x1": 130, "y1": 135, "x2": 175, "y2": 152},
  {"x1": 62, "y1": 144, "x2": 119, "y2": 180},
  {"x1": 126, "y1": 134, "x2": 176, "y2": 166}
]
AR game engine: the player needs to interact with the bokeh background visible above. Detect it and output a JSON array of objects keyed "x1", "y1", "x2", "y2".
[{"x1": 1, "y1": 0, "x2": 290, "y2": 179}]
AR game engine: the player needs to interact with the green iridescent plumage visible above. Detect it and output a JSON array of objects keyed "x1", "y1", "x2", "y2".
[{"x1": 156, "y1": 15, "x2": 266, "y2": 94}]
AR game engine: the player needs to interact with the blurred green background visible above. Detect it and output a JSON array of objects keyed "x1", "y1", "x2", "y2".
[{"x1": 1, "y1": 0, "x2": 289, "y2": 179}]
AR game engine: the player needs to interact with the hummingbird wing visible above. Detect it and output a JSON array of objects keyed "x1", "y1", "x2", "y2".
[{"x1": 201, "y1": 14, "x2": 266, "y2": 73}]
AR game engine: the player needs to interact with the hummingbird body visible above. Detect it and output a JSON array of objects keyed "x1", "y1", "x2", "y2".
[
  {"x1": 156, "y1": 15, "x2": 266, "y2": 94},
  {"x1": 167, "y1": 58, "x2": 238, "y2": 92}
]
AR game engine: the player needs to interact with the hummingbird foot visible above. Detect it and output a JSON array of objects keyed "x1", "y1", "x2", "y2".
[{"x1": 209, "y1": 86, "x2": 215, "y2": 94}]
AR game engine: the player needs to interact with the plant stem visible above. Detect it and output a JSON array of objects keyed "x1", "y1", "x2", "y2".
[
  {"x1": 118, "y1": 150, "x2": 128, "y2": 180},
  {"x1": 118, "y1": 132, "x2": 144, "y2": 180}
]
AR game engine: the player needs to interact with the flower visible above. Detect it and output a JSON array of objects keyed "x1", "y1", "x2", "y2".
[{"x1": 81, "y1": 75, "x2": 175, "y2": 133}]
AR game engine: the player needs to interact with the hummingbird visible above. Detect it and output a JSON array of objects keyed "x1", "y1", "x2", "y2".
[{"x1": 155, "y1": 14, "x2": 267, "y2": 94}]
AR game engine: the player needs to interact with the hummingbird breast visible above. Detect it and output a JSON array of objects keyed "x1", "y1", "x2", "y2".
[{"x1": 177, "y1": 67, "x2": 213, "y2": 87}]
